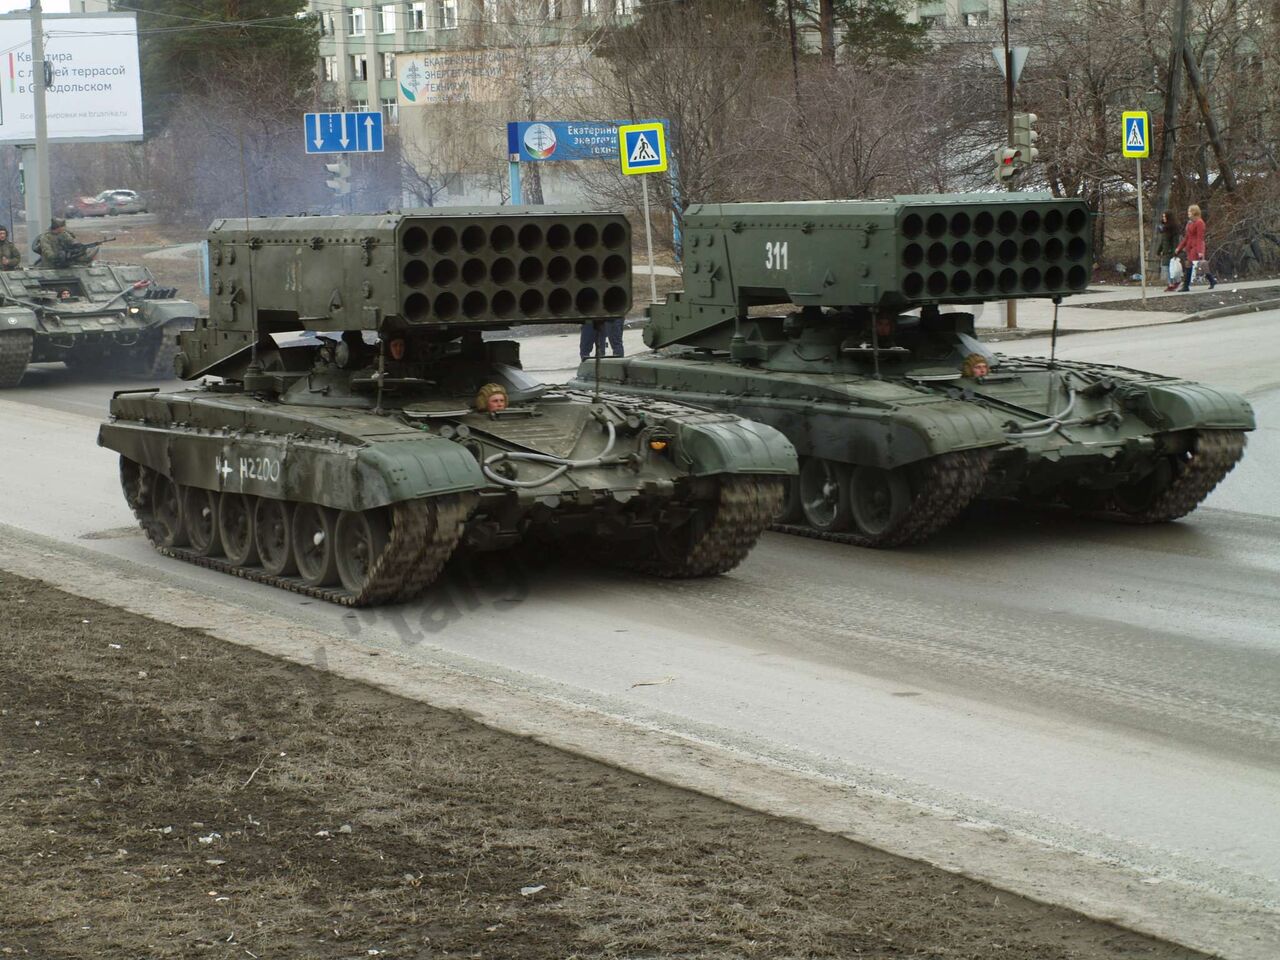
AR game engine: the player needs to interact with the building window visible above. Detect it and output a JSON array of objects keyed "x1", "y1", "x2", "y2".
[
  {"x1": 353, "y1": 100, "x2": 369, "y2": 112},
  {"x1": 548, "y1": 0, "x2": 561, "y2": 17},
  {"x1": 378, "y1": 4, "x2": 396, "y2": 32},
  {"x1": 381, "y1": 98, "x2": 399, "y2": 126},
  {"x1": 319, "y1": 11, "x2": 335, "y2": 35},
  {"x1": 482, "y1": 0, "x2": 499, "y2": 22},
  {"x1": 617, "y1": 0, "x2": 634, "y2": 12},
  {"x1": 582, "y1": 0, "x2": 596, "y2": 14},
  {"x1": 348, "y1": 7, "x2": 365, "y2": 35},
  {"x1": 919, "y1": 13, "x2": 942, "y2": 27},
  {"x1": 381, "y1": 52, "x2": 396, "y2": 79},
  {"x1": 321, "y1": 55, "x2": 338, "y2": 81},
  {"x1": 436, "y1": 0, "x2": 458, "y2": 29},
  {"x1": 964, "y1": 11, "x2": 988, "y2": 25},
  {"x1": 350, "y1": 54, "x2": 368, "y2": 81},
  {"x1": 410, "y1": 1, "x2": 427, "y2": 30}
]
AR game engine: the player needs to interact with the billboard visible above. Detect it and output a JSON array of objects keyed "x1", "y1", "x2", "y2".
[
  {"x1": 0, "y1": 12, "x2": 144, "y2": 144},
  {"x1": 397, "y1": 46, "x2": 591, "y2": 107}
]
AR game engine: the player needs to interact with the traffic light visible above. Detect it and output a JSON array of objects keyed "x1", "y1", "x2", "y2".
[
  {"x1": 995, "y1": 147, "x2": 1021, "y2": 183},
  {"x1": 1012, "y1": 112, "x2": 1040, "y2": 166},
  {"x1": 324, "y1": 160, "x2": 351, "y2": 196}
]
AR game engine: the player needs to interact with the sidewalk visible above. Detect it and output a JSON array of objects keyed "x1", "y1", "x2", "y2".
[{"x1": 976, "y1": 277, "x2": 1280, "y2": 338}]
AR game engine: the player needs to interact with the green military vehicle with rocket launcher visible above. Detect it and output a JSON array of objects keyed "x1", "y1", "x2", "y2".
[
  {"x1": 97, "y1": 209, "x2": 795, "y2": 605},
  {"x1": 571, "y1": 194, "x2": 1254, "y2": 546}
]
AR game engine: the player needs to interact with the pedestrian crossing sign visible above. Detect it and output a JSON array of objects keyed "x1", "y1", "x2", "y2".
[
  {"x1": 1122, "y1": 110, "x2": 1150, "y2": 159},
  {"x1": 618, "y1": 122, "x2": 668, "y2": 175}
]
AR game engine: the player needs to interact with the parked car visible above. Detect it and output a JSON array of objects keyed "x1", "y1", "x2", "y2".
[
  {"x1": 65, "y1": 192, "x2": 112, "y2": 217},
  {"x1": 65, "y1": 189, "x2": 147, "y2": 218},
  {"x1": 105, "y1": 189, "x2": 146, "y2": 215}
]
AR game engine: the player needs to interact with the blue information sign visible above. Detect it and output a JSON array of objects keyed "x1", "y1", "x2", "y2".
[
  {"x1": 305, "y1": 111, "x2": 384, "y2": 154},
  {"x1": 506, "y1": 121, "x2": 622, "y2": 162}
]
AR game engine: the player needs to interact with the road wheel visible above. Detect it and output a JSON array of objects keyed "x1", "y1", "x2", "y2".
[
  {"x1": 292, "y1": 503, "x2": 339, "y2": 587},
  {"x1": 335, "y1": 508, "x2": 391, "y2": 593},
  {"x1": 799, "y1": 457, "x2": 853, "y2": 532},
  {"x1": 218, "y1": 492, "x2": 259, "y2": 566},
  {"x1": 0, "y1": 330, "x2": 33, "y2": 388},
  {"x1": 848, "y1": 465, "x2": 912, "y2": 540},
  {"x1": 149, "y1": 473, "x2": 187, "y2": 547},
  {"x1": 255, "y1": 498, "x2": 296, "y2": 576},
  {"x1": 183, "y1": 486, "x2": 222, "y2": 557},
  {"x1": 774, "y1": 474, "x2": 805, "y2": 524}
]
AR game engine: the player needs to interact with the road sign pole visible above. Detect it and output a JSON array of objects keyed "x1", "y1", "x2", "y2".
[
  {"x1": 508, "y1": 158, "x2": 522, "y2": 205},
  {"x1": 641, "y1": 174, "x2": 657, "y2": 304},
  {"x1": 1136, "y1": 157, "x2": 1147, "y2": 306}
]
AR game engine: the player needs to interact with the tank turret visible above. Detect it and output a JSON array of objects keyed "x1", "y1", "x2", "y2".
[
  {"x1": 572, "y1": 194, "x2": 1254, "y2": 547},
  {"x1": 99, "y1": 208, "x2": 796, "y2": 606}
]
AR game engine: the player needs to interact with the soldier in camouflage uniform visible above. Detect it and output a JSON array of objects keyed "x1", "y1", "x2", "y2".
[
  {"x1": 35, "y1": 218, "x2": 94, "y2": 268},
  {"x1": 0, "y1": 226, "x2": 21, "y2": 270}
]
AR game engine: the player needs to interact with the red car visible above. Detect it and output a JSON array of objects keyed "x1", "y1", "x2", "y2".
[{"x1": 65, "y1": 191, "x2": 114, "y2": 217}]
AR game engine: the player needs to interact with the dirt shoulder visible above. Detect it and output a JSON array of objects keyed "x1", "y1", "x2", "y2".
[{"x1": 0, "y1": 573, "x2": 1204, "y2": 960}]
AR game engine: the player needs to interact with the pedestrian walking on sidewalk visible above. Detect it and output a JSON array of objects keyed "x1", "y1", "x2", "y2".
[
  {"x1": 1157, "y1": 210, "x2": 1181, "y2": 290},
  {"x1": 1176, "y1": 204, "x2": 1217, "y2": 291}
]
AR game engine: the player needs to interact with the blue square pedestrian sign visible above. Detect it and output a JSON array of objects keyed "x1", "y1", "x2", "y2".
[
  {"x1": 618, "y1": 122, "x2": 668, "y2": 175},
  {"x1": 1121, "y1": 110, "x2": 1149, "y2": 159}
]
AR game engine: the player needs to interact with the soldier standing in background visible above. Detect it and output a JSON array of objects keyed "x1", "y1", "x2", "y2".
[{"x1": 0, "y1": 226, "x2": 21, "y2": 270}]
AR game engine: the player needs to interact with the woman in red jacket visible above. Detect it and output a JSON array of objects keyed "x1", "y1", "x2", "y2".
[{"x1": 1175, "y1": 204, "x2": 1217, "y2": 291}]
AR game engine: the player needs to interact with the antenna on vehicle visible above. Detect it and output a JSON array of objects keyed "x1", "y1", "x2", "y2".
[
  {"x1": 238, "y1": 130, "x2": 260, "y2": 378},
  {"x1": 1047, "y1": 295, "x2": 1062, "y2": 407},
  {"x1": 593, "y1": 317, "x2": 603, "y2": 403}
]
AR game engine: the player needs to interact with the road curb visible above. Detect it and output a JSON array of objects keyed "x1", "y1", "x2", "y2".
[{"x1": 0, "y1": 523, "x2": 1273, "y2": 960}]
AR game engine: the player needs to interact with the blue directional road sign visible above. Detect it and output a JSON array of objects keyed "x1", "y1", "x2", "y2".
[{"x1": 304, "y1": 111, "x2": 384, "y2": 154}]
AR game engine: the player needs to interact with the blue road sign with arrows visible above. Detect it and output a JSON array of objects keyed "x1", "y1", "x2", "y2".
[{"x1": 304, "y1": 111, "x2": 384, "y2": 154}]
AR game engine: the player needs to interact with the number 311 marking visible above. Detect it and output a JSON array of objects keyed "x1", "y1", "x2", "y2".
[{"x1": 765, "y1": 240, "x2": 789, "y2": 271}]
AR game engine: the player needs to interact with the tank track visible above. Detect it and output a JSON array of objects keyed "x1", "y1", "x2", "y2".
[
  {"x1": 0, "y1": 330, "x2": 33, "y2": 388},
  {"x1": 631, "y1": 476, "x2": 785, "y2": 577},
  {"x1": 1098, "y1": 429, "x2": 1246, "y2": 524},
  {"x1": 771, "y1": 449, "x2": 993, "y2": 548},
  {"x1": 127, "y1": 469, "x2": 473, "y2": 606}
]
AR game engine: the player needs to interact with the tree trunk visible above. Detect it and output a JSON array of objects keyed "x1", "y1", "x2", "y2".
[
  {"x1": 1182, "y1": 42, "x2": 1237, "y2": 193},
  {"x1": 820, "y1": 0, "x2": 836, "y2": 62}
]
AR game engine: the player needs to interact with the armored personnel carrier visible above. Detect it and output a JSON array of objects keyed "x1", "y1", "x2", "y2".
[
  {"x1": 98, "y1": 209, "x2": 794, "y2": 605},
  {"x1": 571, "y1": 194, "x2": 1254, "y2": 546},
  {"x1": 0, "y1": 254, "x2": 198, "y2": 387}
]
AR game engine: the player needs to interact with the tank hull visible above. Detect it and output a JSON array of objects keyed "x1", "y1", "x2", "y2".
[
  {"x1": 100, "y1": 379, "x2": 794, "y2": 605},
  {"x1": 572, "y1": 346, "x2": 1253, "y2": 546},
  {"x1": 0, "y1": 262, "x2": 196, "y2": 386}
]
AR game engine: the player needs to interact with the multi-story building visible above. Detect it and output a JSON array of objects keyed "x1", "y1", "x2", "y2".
[
  {"x1": 312, "y1": 0, "x2": 633, "y2": 131},
  {"x1": 310, "y1": 0, "x2": 635, "y2": 203},
  {"x1": 905, "y1": 0, "x2": 997, "y2": 28}
]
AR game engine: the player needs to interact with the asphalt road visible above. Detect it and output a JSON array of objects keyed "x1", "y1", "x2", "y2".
[{"x1": 2, "y1": 312, "x2": 1278, "y2": 957}]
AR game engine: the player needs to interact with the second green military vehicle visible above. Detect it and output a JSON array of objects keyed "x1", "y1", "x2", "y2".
[
  {"x1": 571, "y1": 194, "x2": 1254, "y2": 546},
  {"x1": 98, "y1": 209, "x2": 795, "y2": 606},
  {"x1": 0, "y1": 251, "x2": 197, "y2": 387}
]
